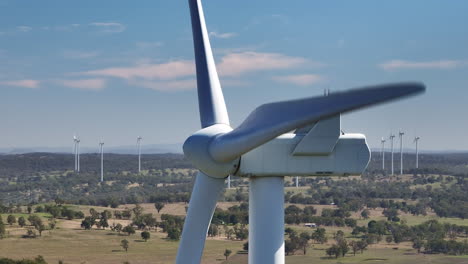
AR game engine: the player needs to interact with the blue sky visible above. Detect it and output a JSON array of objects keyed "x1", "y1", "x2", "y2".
[{"x1": 0, "y1": 0, "x2": 467, "y2": 151}]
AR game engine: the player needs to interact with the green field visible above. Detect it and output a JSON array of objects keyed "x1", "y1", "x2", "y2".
[{"x1": 2, "y1": 203, "x2": 468, "y2": 264}]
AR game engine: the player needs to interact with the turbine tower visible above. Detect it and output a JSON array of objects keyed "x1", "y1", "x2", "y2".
[
  {"x1": 76, "y1": 137, "x2": 81, "y2": 173},
  {"x1": 399, "y1": 131, "x2": 405, "y2": 175},
  {"x1": 414, "y1": 136, "x2": 420, "y2": 169},
  {"x1": 389, "y1": 134, "x2": 395, "y2": 176},
  {"x1": 381, "y1": 137, "x2": 386, "y2": 170},
  {"x1": 73, "y1": 135, "x2": 78, "y2": 172},
  {"x1": 137, "y1": 136, "x2": 142, "y2": 173},
  {"x1": 99, "y1": 140, "x2": 104, "y2": 182},
  {"x1": 175, "y1": 1, "x2": 425, "y2": 263},
  {"x1": 296, "y1": 176, "x2": 299, "y2": 188}
]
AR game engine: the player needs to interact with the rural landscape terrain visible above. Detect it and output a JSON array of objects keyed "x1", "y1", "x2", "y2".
[{"x1": 1, "y1": 151, "x2": 468, "y2": 263}]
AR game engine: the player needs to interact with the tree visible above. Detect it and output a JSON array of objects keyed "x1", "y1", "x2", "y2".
[
  {"x1": 299, "y1": 232, "x2": 311, "y2": 255},
  {"x1": 7, "y1": 215, "x2": 16, "y2": 225},
  {"x1": 132, "y1": 204, "x2": 144, "y2": 218},
  {"x1": 224, "y1": 249, "x2": 232, "y2": 260},
  {"x1": 326, "y1": 244, "x2": 341, "y2": 258},
  {"x1": 141, "y1": 231, "x2": 150, "y2": 242},
  {"x1": 356, "y1": 240, "x2": 368, "y2": 254},
  {"x1": 154, "y1": 202, "x2": 165, "y2": 214},
  {"x1": 27, "y1": 205, "x2": 32, "y2": 214},
  {"x1": 412, "y1": 238, "x2": 423, "y2": 253},
  {"x1": 18, "y1": 216, "x2": 26, "y2": 227},
  {"x1": 167, "y1": 227, "x2": 181, "y2": 240},
  {"x1": 123, "y1": 225, "x2": 136, "y2": 236},
  {"x1": 121, "y1": 239, "x2": 129, "y2": 252},
  {"x1": 338, "y1": 239, "x2": 349, "y2": 257},
  {"x1": 386, "y1": 235, "x2": 393, "y2": 244},
  {"x1": 99, "y1": 217, "x2": 109, "y2": 229},
  {"x1": 311, "y1": 228, "x2": 327, "y2": 244},
  {"x1": 361, "y1": 209, "x2": 370, "y2": 219},
  {"x1": 0, "y1": 217, "x2": 5, "y2": 239},
  {"x1": 349, "y1": 240, "x2": 359, "y2": 256},
  {"x1": 334, "y1": 230, "x2": 345, "y2": 243},
  {"x1": 81, "y1": 216, "x2": 95, "y2": 230}
]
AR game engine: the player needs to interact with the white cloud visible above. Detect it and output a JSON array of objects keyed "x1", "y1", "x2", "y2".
[
  {"x1": 0, "y1": 79, "x2": 40, "y2": 88},
  {"x1": 75, "y1": 51, "x2": 318, "y2": 91},
  {"x1": 89, "y1": 22, "x2": 126, "y2": 33},
  {"x1": 217, "y1": 52, "x2": 307, "y2": 76},
  {"x1": 380, "y1": 60, "x2": 466, "y2": 71},
  {"x1": 209, "y1": 31, "x2": 237, "y2": 39},
  {"x1": 56, "y1": 78, "x2": 107, "y2": 90},
  {"x1": 62, "y1": 50, "x2": 99, "y2": 59},
  {"x1": 17, "y1": 26, "x2": 32, "y2": 32},
  {"x1": 80, "y1": 60, "x2": 195, "y2": 80},
  {"x1": 130, "y1": 79, "x2": 196, "y2": 92},
  {"x1": 273, "y1": 74, "x2": 323, "y2": 86}
]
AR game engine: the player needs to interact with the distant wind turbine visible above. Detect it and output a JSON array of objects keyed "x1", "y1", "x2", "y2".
[
  {"x1": 381, "y1": 137, "x2": 386, "y2": 170},
  {"x1": 389, "y1": 134, "x2": 395, "y2": 176},
  {"x1": 77, "y1": 137, "x2": 81, "y2": 173},
  {"x1": 414, "y1": 136, "x2": 420, "y2": 169},
  {"x1": 137, "y1": 136, "x2": 142, "y2": 173},
  {"x1": 399, "y1": 131, "x2": 405, "y2": 175},
  {"x1": 73, "y1": 135, "x2": 78, "y2": 172},
  {"x1": 99, "y1": 140, "x2": 104, "y2": 182}
]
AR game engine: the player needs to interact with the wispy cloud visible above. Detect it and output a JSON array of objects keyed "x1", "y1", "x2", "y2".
[
  {"x1": 55, "y1": 78, "x2": 107, "y2": 90},
  {"x1": 130, "y1": 79, "x2": 196, "y2": 92},
  {"x1": 89, "y1": 22, "x2": 126, "y2": 33},
  {"x1": 273, "y1": 74, "x2": 323, "y2": 86},
  {"x1": 17, "y1": 26, "x2": 32, "y2": 32},
  {"x1": 62, "y1": 50, "x2": 99, "y2": 59},
  {"x1": 80, "y1": 60, "x2": 194, "y2": 80},
  {"x1": 217, "y1": 52, "x2": 307, "y2": 76},
  {"x1": 209, "y1": 31, "x2": 237, "y2": 39},
  {"x1": 75, "y1": 51, "x2": 318, "y2": 91},
  {"x1": 380, "y1": 59, "x2": 466, "y2": 71},
  {"x1": 0, "y1": 79, "x2": 40, "y2": 89}
]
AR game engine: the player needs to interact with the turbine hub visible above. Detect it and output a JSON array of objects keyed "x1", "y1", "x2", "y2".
[{"x1": 183, "y1": 124, "x2": 240, "y2": 178}]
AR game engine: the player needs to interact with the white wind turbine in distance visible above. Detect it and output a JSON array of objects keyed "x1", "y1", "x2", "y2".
[
  {"x1": 99, "y1": 140, "x2": 104, "y2": 182},
  {"x1": 381, "y1": 137, "x2": 386, "y2": 170},
  {"x1": 73, "y1": 135, "x2": 78, "y2": 172},
  {"x1": 175, "y1": 1, "x2": 424, "y2": 263},
  {"x1": 137, "y1": 136, "x2": 142, "y2": 173},
  {"x1": 399, "y1": 131, "x2": 405, "y2": 175},
  {"x1": 414, "y1": 136, "x2": 420, "y2": 169},
  {"x1": 389, "y1": 133, "x2": 396, "y2": 176}
]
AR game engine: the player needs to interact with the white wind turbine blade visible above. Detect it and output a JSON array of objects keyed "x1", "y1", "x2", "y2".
[
  {"x1": 189, "y1": 0, "x2": 229, "y2": 128},
  {"x1": 210, "y1": 82, "x2": 425, "y2": 162},
  {"x1": 176, "y1": 171, "x2": 225, "y2": 263},
  {"x1": 177, "y1": 0, "x2": 229, "y2": 263}
]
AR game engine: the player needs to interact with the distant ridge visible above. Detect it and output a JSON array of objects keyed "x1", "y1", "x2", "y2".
[{"x1": 0, "y1": 143, "x2": 183, "y2": 155}]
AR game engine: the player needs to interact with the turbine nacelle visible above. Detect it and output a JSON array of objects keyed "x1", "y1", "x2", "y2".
[{"x1": 183, "y1": 124, "x2": 239, "y2": 178}]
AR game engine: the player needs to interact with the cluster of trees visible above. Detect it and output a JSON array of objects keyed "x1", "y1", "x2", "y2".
[
  {"x1": 284, "y1": 227, "x2": 328, "y2": 255},
  {"x1": 350, "y1": 219, "x2": 468, "y2": 255},
  {"x1": 0, "y1": 256, "x2": 48, "y2": 264},
  {"x1": 212, "y1": 203, "x2": 248, "y2": 226}
]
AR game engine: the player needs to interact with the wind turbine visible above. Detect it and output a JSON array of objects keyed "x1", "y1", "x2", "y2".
[
  {"x1": 176, "y1": 1, "x2": 425, "y2": 263},
  {"x1": 137, "y1": 136, "x2": 142, "y2": 173},
  {"x1": 99, "y1": 140, "x2": 104, "y2": 182},
  {"x1": 414, "y1": 136, "x2": 420, "y2": 169},
  {"x1": 77, "y1": 137, "x2": 81, "y2": 173},
  {"x1": 296, "y1": 176, "x2": 299, "y2": 188},
  {"x1": 73, "y1": 135, "x2": 78, "y2": 172},
  {"x1": 399, "y1": 131, "x2": 405, "y2": 175},
  {"x1": 389, "y1": 133, "x2": 395, "y2": 176},
  {"x1": 381, "y1": 137, "x2": 386, "y2": 171}
]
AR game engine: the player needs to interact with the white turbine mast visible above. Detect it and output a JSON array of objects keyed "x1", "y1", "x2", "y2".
[
  {"x1": 381, "y1": 137, "x2": 386, "y2": 171},
  {"x1": 389, "y1": 133, "x2": 395, "y2": 176},
  {"x1": 73, "y1": 135, "x2": 78, "y2": 172},
  {"x1": 99, "y1": 140, "x2": 104, "y2": 182},
  {"x1": 175, "y1": 1, "x2": 425, "y2": 263},
  {"x1": 414, "y1": 136, "x2": 420, "y2": 169},
  {"x1": 399, "y1": 131, "x2": 405, "y2": 175},
  {"x1": 137, "y1": 136, "x2": 142, "y2": 173},
  {"x1": 76, "y1": 136, "x2": 81, "y2": 173}
]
